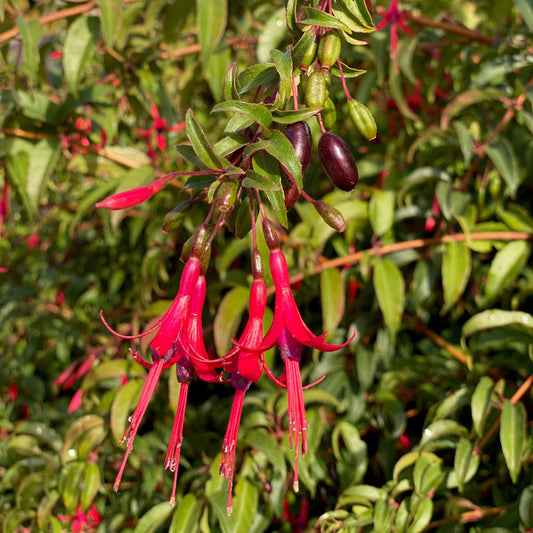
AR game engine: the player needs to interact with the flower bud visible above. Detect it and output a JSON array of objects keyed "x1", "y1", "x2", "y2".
[
  {"x1": 347, "y1": 98, "x2": 377, "y2": 141},
  {"x1": 262, "y1": 217, "x2": 279, "y2": 250},
  {"x1": 312, "y1": 200, "x2": 347, "y2": 232}
]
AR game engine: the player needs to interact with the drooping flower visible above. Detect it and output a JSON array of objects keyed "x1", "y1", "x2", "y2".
[
  {"x1": 375, "y1": 0, "x2": 413, "y2": 69},
  {"x1": 136, "y1": 104, "x2": 185, "y2": 163},
  {"x1": 219, "y1": 262, "x2": 267, "y2": 514},
  {"x1": 100, "y1": 255, "x2": 201, "y2": 360},
  {"x1": 57, "y1": 503, "x2": 101, "y2": 532},
  {"x1": 260, "y1": 247, "x2": 354, "y2": 353}
]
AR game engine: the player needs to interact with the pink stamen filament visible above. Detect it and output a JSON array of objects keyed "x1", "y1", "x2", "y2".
[
  {"x1": 165, "y1": 381, "x2": 190, "y2": 507},
  {"x1": 220, "y1": 388, "x2": 246, "y2": 516},
  {"x1": 114, "y1": 358, "x2": 165, "y2": 491}
]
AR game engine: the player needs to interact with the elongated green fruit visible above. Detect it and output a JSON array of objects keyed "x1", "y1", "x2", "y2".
[
  {"x1": 348, "y1": 98, "x2": 377, "y2": 141},
  {"x1": 300, "y1": 37, "x2": 318, "y2": 69},
  {"x1": 321, "y1": 97, "x2": 337, "y2": 131},
  {"x1": 305, "y1": 70, "x2": 329, "y2": 108},
  {"x1": 317, "y1": 30, "x2": 342, "y2": 70}
]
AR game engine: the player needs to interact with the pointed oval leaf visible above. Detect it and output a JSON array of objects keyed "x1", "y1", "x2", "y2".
[
  {"x1": 485, "y1": 138, "x2": 521, "y2": 198},
  {"x1": 519, "y1": 485, "x2": 533, "y2": 529},
  {"x1": 442, "y1": 240, "x2": 471, "y2": 313},
  {"x1": 169, "y1": 494, "x2": 202, "y2": 533},
  {"x1": 373, "y1": 258, "x2": 405, "y2": 339},
  {"x1": 186, "y1": 109, "x2": 225, "y2": 169},
  {"x1": 80, "y1": 462, "x2": 101, "y2": 511},
  {"x1": 63, "y1": 16, "x2": 100, "y2": 94},
  {"x1": 133, "y1": 502, "x2": 173, "y2": 533},
  {"x1": 97, "y1": 0, "x2": 122, "y2": 47},
  {"x1": 110, "y1": 379, "x2": 143, "y2": 443},
  {"x1": 17, "y1": 16, "x2": 43, "y2": 84},
  {"x1": 500, "y1": 399, "x2": 526, "y2": 484},
  {"x1": 408, "y1": 497, "x2": 433, "y2": 533},
  {"x1": 320, "y1": 267, "x2": 345, "y2": 340},
  {"x1": 212, "y1": 101, "x2": 272, "y2": 136},
  {"x1": 471, "y1": 376, "x2": 495, "y2": 437},
  {"x1": 454, "y1": 438, "x2": 475, "y2": 493},
  {"x1": 485, "y1": 240, "x2": 531, "y2": 302},
  {"x1": 369, "y1": 190, "x2": 395, "y2": 236}
]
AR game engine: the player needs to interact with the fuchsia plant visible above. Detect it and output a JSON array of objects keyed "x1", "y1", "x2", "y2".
[{"x1": 97, "y1": 0, "x2": 375, "y2": 515}]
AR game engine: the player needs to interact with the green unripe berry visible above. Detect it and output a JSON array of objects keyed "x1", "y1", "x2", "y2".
[
  {"x1": 347, "y1": 98, "x2": 377, "y2": 141},
  {"x1": 317, "y1": 30, "x2": 342, "y2": 70},
  {"x1": 305, "y1": 70, "x2": 329, "y2": 108},
  {"x1": 321, "y1": 97, "x2": 337, "y2": 131},
  {"x1": 300, "y1": 37, "x2": 318, "y2": 70}
]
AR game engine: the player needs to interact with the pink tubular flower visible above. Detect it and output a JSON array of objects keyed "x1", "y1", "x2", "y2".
[
  {"x1": 376, "y1": 0, "x2": 413, "y2": 68},
  {"x1": 101, "y1": 255, "x2": 201, "y2": 361},
  {"x1": 219, "y1": 266, "x2": 267, "y2": 515},
  {"x1": 260, "y1": 247, "x2": 354, "y2": 353},
  {"x1": 57, "y1": 503, "x2": 101, "y2": 532}
]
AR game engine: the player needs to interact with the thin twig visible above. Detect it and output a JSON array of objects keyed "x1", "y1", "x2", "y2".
[
  {"x1": 285, "y1": 232, "x2": 533, "y2": 288},
  {"x1": 425, "y1": 505, "x2": 507, "y2": 530},
  {"x1": 404, "y1": 13, "x2": 497, "y2": 45},
  {"x1": 403, "y1": 314, "x2": 468, "y2": 366}
]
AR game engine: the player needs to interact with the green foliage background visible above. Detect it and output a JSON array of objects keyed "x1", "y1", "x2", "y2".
[{"x1": 1, "y1": 0, "x2": 533, "y2": 532}]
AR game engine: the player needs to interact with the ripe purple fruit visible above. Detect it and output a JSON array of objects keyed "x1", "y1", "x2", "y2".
[
  {"x1": 318, "y1": 133, "x2": 359, "y2": 191},
  {"x1": 283, "y1": 121, "x2": 312, "y2": 172}
]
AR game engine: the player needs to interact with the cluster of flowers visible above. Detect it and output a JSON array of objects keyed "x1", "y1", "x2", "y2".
[{"x1": 98, "y1": 186, "x2": 353, "y2": 513}]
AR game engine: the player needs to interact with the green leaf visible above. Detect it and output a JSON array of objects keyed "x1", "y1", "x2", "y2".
[
  {"x1": 80, "y1": 462, "x2": 101, "y2": 511},
  {"x1": 500, "y1": 400, "x2": 526, "y2": 483},
  {"x1": 331, "y1": 0, "x2": 375, "y2": 33},
  {"x1": 63, "y1": 16, "x2": 100, "y2": 95},
  {"x1": 290, "y1": 28, "x2": 315, "y2": 70},
  {"x1": 223, "y1": 62, "x2": 240, "y2": 101},
  {"x1": 514, "y1": 0, "x2": 533, "y2": 30},
  {"x1": 251, "y1": 151, "x2": 288, "y2": 228},
  {"x1": 454, "y1": 438, "x2": 475, "y2": 493},
  {"x1": 265, "y1": 130, "x2": 303, "y2": 190},
  {"x1": 389, "y1": 61, "x2": 420, "y2": 122},
  {"x1": 257, "y1": 7, "x2": 289, "y2": 63},
  {"x1": 373, "y1": 258, "x2": 405, "y2": 339},
  {"x1": 15, "y1": 91, "x2": 63, "y2": 125},
  {"x1": 17, "y1": 16, "x2": 43, "y2": 84},
  {"x1": 97, "y1": 0, "x2": 122, "y2": 47},
  {"x1": 471, "y1": 376, "x2": 495, "y2": 437},
  {"x1": 243, "y1": 170, "x2": 282, "y2": 192},
  {"x1": 320, "y1": 268, "x2": 345, "y2": 340},
  {"x1": 133, "y1": 501, "x2": 173, "y2": 533},
  {"x1": 213, "y1": 285, "x2": 249, "y2": 356},
  {"x1": 300, "y1": 6, "x2": 352, "y2": 31},
  {"x1": 271, "y1": 48, "x2": 293, "y2": 107},
  {"x1": 330, "y1": 60, "x2": 366, "y2": 78},
  {"x1": 485, "y1": 138, "x2": 522, "y2": 198},
  {"x1": 484, "y1": 240, "x2": 531, "y2": 302},
  {"x1": 519, "y1": 485, "x2": 533, "y2": 529},
  {"x1": 212, "y1": 101, "x2": 272, "y2": 136},
  {"x1": 237, "y1": 64, "x2": 277, "y2": 94},
  {"x1": 26, "y1": 138, "x2": 61, "y2": 212},
  {"x1": 60, "y1": 461, "x2": 85, "y2": 511},
  {"x1": 197, "y1": 0, "x2": 227, "y2": 63},
  {"x1": 332, "y1": 422, "x2": 368, "y2": 486},
  {"x1": 110, "y1": 379, "x2": 143, "y2": 443},
  {"x1": 245, "y1": 429, "x2": 286, "y2": 475},
  {"x1": 205, "y1": 44, "x2": 232, "y2": 102},
  {"x1": 272, "y1": 108, "x2": 321, "y2": 123},
  {"x1": 186, "y1": 109, "x2": 225, "y2": 169},
  {"x1": 6, "y1": 151, "x2": 33, "y2": 217},
  {"x1": 369, "y1": 190, "x2": 395, "y2": 236},
  {"x1": 408, "y1": 497, "x2": 433, "y2": 533},
  {"x1": 498, "y1": 204, "x2": 533, "y2": 232},
  {"x1": 169, "y1": 494, "x2": 202, "y2": 533},
  {"x1": 419, "y1": 420, "x2": 468, "y2": 450},
  {"x1": 442, "y1": 240, "x2": 471, "y2": 313}
]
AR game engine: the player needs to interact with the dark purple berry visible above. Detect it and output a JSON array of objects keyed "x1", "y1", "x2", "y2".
[
  {"x1": 318, "y1": 133, "x2": 359, "y2": 191},
  {"x1": 283, "y1": 121, "x2": 312, "y2": 172}
]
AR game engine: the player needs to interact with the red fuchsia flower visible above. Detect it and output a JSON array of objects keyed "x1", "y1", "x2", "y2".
[
  {"x1": 136, "y1": 104, "x2": 185, "y2": 163},
  {"x1": 240, "y1": 241, "x2": 354, "y2": 492},
  {"x1": 67, "y1": 389, "x2": 84, "y2": 413},
  {"x1": 375, "y1": 0, "x2": 413, "y2": 70},
  {"x1": 96, "y1": 170, "x2": 220, "y2": 211},
  {"x1": 219, "y1": 260, "x2": 268, "y2": 514},
  {"x1": 57, "y1": 503, "x2": 101, "y2": 533},
  {"x1": 0, "y1": 182, "x2": 9, "y2": 235}
]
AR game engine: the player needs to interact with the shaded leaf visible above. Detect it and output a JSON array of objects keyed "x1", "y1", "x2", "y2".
[
  {"x1": 373, "y1": 258, "x2": 405, "y2": 339},
  {"x1": 213, "y1": 285, "x2": 249, "y2": 356},
  {"x1": 369, "y1": 190, "x2": 395, "y2": 236},
  {"x1": 133, "y1": 501, "x2": 173, "y2": 533},
  {"x1": 500, "y1": 400, "x2": 526, "y2": 483},
  {"x1": 17, "y1": 16, "x2": 43, "y2": 84},
  {"x1": 471, "y1": 376, "x2": 495, "y2": 437},
  {"x1": 442, "y1": 241, "x2": 471, "y2": 313},
  {"x1": 186, "y1": 109, "x2": 225, "y2": 169},
  {"x1": 97, "y1": 0, "x2": 122, "y2": 47},
  {"x1": 321, "y1": 268, "x2": 345, "y2": 340},
  {"x1": 485, "y1": 138, "x2": 522, "y2": 198}
]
